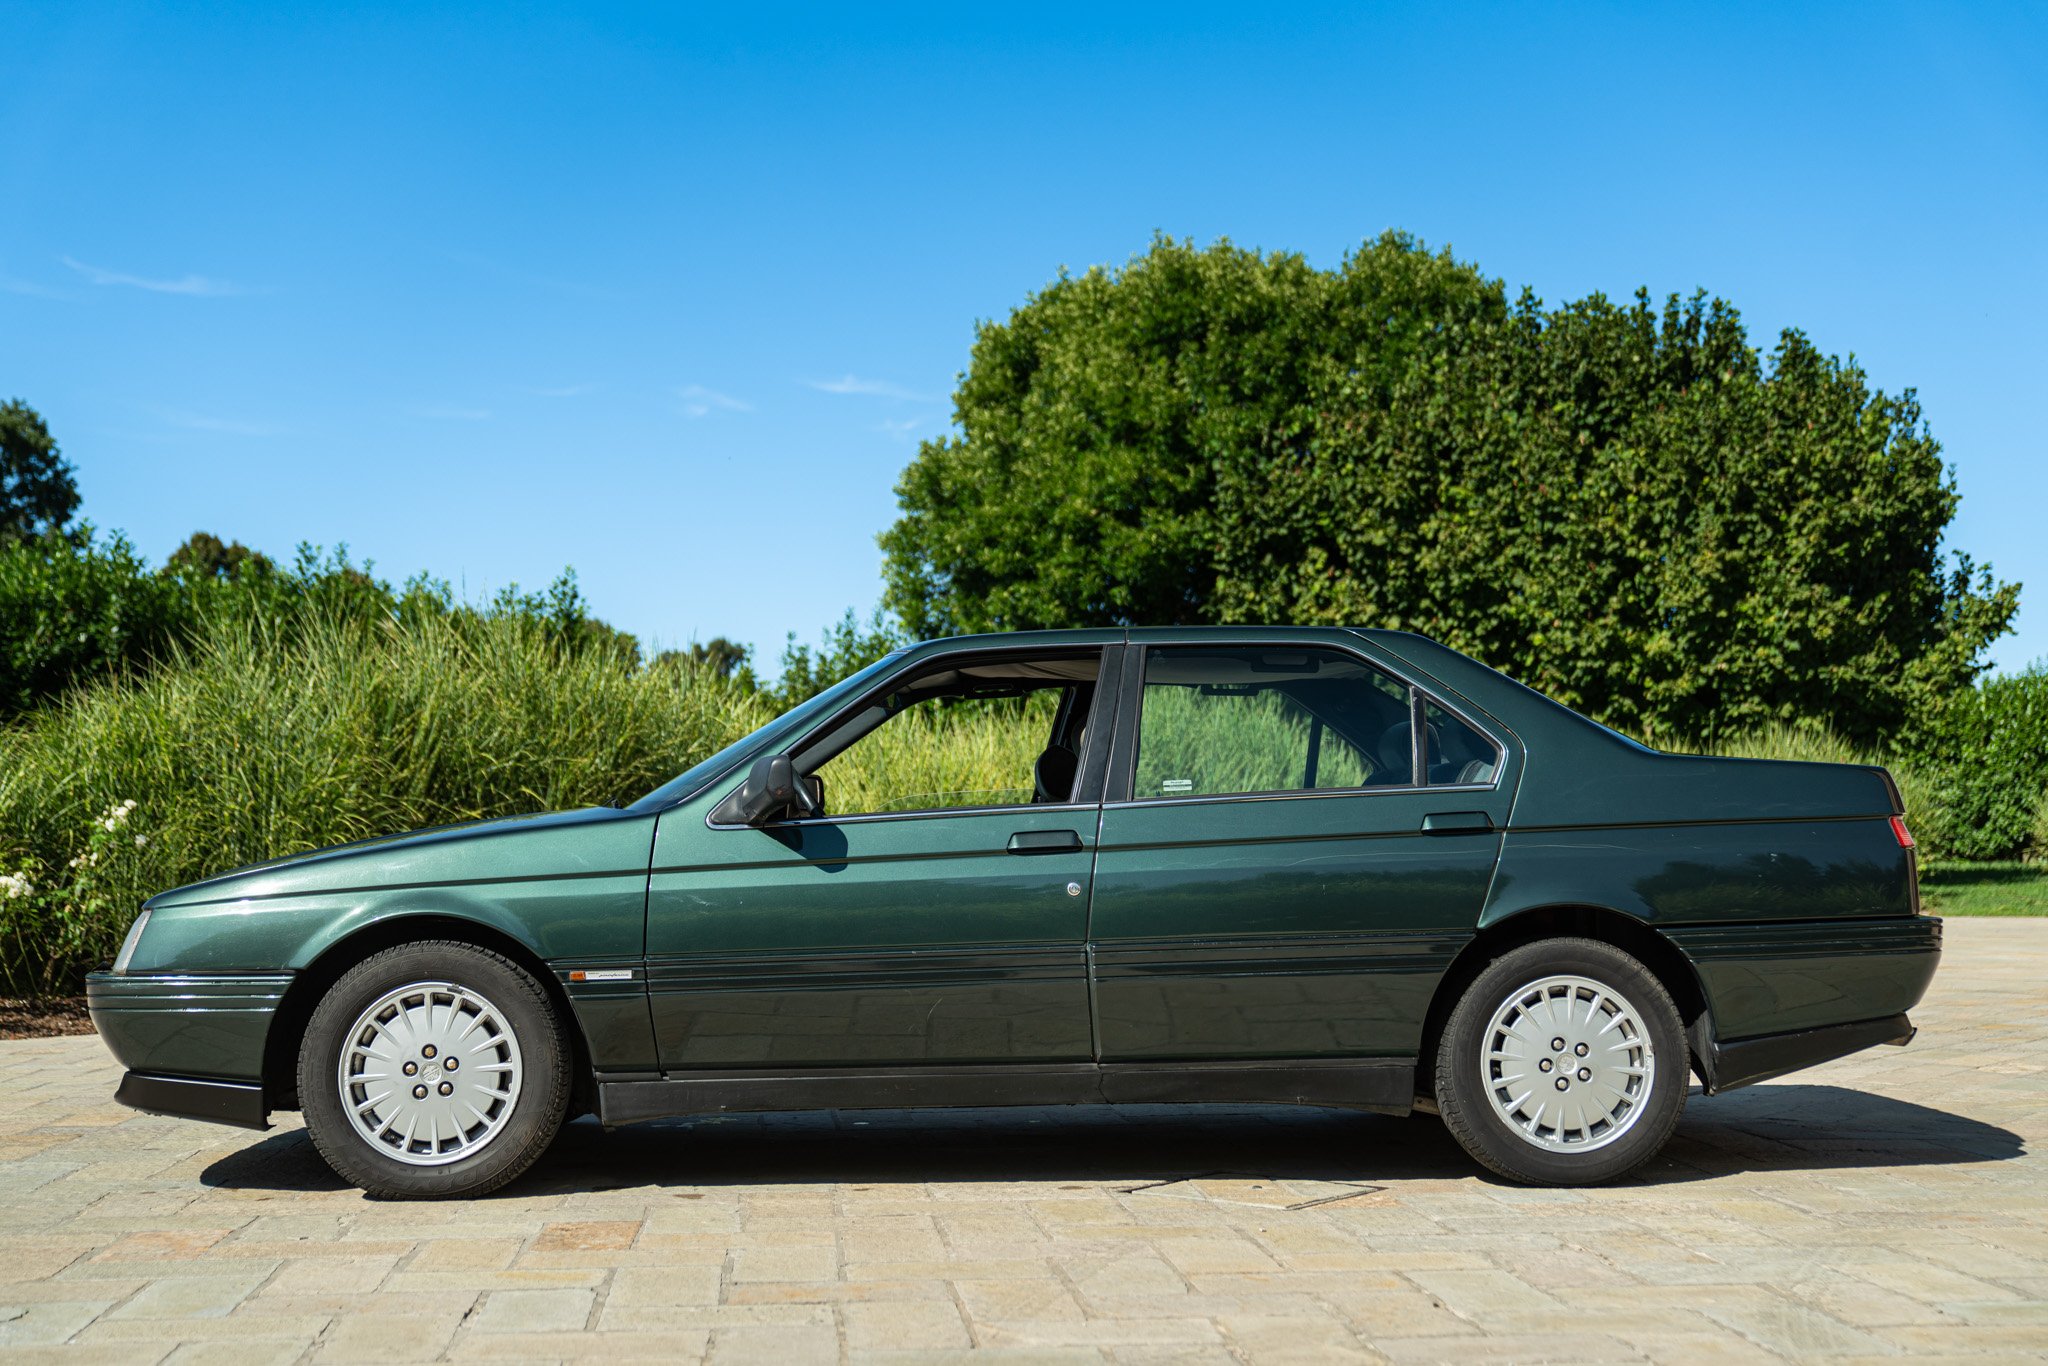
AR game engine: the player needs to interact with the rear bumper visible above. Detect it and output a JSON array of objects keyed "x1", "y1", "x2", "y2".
[
  {"x1": 113, "y1": 1071, "x2": 269, "y2": 1130},
  {"x1": 1695, "y1": 1012, "x2": 1916, "y2": 1094},
  {"x1": 1667, "y1": 915, "x2": 1941, "y2": 1042}
]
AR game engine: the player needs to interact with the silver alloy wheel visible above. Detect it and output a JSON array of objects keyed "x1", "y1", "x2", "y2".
[
  {"x1": 336, "y1": 980, "x2": 524, "y2": 1167},
  {"x1": 1481, "y1": 973, "x2": 1655, "y2": 1153}
]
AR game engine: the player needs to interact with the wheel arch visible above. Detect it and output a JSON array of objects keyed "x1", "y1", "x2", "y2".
[
  {"x1": 1418, "y1": 905, "x2": 1712, "y2": 1094},
  {"x1": 261, "y1": 913, "x2": 594, "y2": 1117}
]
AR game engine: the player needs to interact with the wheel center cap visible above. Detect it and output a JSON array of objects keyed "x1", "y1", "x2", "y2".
[{"x1": 421, "y1": 1061, "x2": 443, "y2": 1082}]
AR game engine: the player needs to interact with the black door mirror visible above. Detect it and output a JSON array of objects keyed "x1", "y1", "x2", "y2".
[{"x1": 726, "y1": 753, "x2": 817, "y2": 825}]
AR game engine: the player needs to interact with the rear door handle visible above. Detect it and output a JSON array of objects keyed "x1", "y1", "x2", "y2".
[
  {"x1": 1421, "y1": 811, "x2": 1494, "y2": 835},
  {"x1": 1007, "y1": 829, "x2": 1083, "y2": 854}
]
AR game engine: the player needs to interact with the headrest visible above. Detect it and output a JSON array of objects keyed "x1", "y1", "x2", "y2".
[
  {"x1": 1374, "y1": 721, "x2": 1438, "y2": 782},
  {"x1": 1034, "y1": 743, "x2": 1080, "y2": 804}
]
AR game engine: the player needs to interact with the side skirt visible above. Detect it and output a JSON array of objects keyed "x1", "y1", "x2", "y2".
[{"x1": 596, "y1": 1058, "x2": 1416, "y2": 1127}]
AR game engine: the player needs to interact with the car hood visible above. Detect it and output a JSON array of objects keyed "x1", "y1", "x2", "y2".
[{"x1": 144, "y1": 806, "x2": 653, "y2": 909}]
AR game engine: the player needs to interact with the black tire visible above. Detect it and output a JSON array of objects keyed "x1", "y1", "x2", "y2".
[
  {"x1": 1434, "y1": 937, "x2": 1687, "y2": 1185},
  {"x1": 297, "y1": 940, "x2": 571, "y2": 1199}
]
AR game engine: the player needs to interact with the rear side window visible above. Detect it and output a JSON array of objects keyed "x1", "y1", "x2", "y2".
[
  {"x1": 1425, "y1": 698, "x2": 1501, "y2": 785},
  {"x1": 1133, "y1": 647, "x2": 1415, "y2": 799}
]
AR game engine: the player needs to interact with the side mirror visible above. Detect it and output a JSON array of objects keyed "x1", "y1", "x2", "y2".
[{"x1": 727, "y1": 753, "x2": 816, "y2": 825}]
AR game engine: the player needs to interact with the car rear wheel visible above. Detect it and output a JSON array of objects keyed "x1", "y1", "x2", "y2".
[
  {"x1": 297, "y1": 940, "x2": 570, "y2": 1199},
  {"x1": 1435, "y1": 937, "x2": 1687, "y2": 1185}
]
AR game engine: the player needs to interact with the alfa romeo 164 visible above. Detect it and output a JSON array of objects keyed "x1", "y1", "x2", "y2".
[{"x1": 88, "y1": 628, "x2": 1938, "y2": 1196}]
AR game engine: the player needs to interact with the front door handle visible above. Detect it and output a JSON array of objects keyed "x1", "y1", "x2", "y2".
[
  {"x1": 1421, "y1": 811, "x2": 1494, "y2": 835},
  {"x1": 1007, "y1": 829, "x2": 1083, "y2": 855}
]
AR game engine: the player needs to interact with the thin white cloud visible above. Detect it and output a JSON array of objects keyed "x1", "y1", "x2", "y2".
[
  {"x1": 533, "y1": 382, "x2": 596, "y2": 398},
  {"x1": 1, "y1": 272, "x2": 64, "y2": 299},
  {"x1": 61, "y1": 255, "x2": 240, "y2": 297},
  {"x1": 807, "y1": 374, "x2": 936, "y2": 402},
  {"x1": 877, "y1": 417, "x2": 923, "y2": 438},
  {"x1": 415, "y1": 404, "x2": 492, "y2": 421},
  {"x1": 159, "y1": 409, "x2": 283, "y2": 437},
  {"x1": 678, "y1": 384, "x2": 751, "y2": 418}
]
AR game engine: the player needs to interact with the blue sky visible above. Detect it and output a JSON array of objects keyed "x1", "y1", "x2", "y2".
[{"x1": 4, "y1": 3, "x2": 2045, "y2": 675}]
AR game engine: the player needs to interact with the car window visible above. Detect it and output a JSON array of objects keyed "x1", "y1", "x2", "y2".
[
  {"x1": 628, "y1": 649, "x2": 910, "y2": 811},
  {"x1": 1424, "y1": 698, "x2": 1502, "y2": 785},
  {"x1": 1133, "y1": 647, "x2": 1414, "y2": 799},
  {"x1": 805, "y1": 653, "x2": 1102, "y2": 817}
]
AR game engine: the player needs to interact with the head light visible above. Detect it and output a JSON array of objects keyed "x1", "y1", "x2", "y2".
[{"x1": 112, "y1": 910, "x2": 151, "y2": 974}]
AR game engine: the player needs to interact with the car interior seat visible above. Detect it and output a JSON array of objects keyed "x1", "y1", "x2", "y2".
[{"x1": 1033, "y1": 743, "x2": 1079, "y2": 804}]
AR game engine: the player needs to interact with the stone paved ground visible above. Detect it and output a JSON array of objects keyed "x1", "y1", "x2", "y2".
[{"x1": 1, "y1": 919, "x2": 2042, "y2": 1364}]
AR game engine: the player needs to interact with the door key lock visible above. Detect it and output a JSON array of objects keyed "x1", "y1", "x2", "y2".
[{"x1": 1065, "y1": 882, "x2": 1082, "y2": 897}]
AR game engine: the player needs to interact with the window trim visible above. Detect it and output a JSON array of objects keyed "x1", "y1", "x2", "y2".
[
  {"x1": 706, "y1": 643, "x2": 1123, "y2": 831},
  {"x1": 1110, "y1": 640, "x2": 1506, "y2": 808}
]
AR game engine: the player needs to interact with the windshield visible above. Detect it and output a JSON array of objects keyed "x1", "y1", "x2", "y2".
[{"x1": 626, "y1": 650, "x2": 910, "y2": 811}]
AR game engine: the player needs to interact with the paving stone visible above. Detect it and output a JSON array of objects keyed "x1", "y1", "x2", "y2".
[
  {"x1": 842, "y1": 1296, "x2": 974, "y2": 1350},
  {"x1": 313, "y1": 1311, "x2": 467, "y2": 1362},
  {"x1": 102, "y1": 1266, "x2": 273, "y2": 1321},
  {"x1": 77, "y1": 1312, "x2": 331, "y2": 1344},
  {"x1": 704, "y1": 1321, "x2": 840, "y2": 1362},
  {"x1": 955, "y1": 1275, "x2": 1089, "y2": 1325},
  {"x1": 448, "y1": 1328, "x2": 712, "y2": 1360},
  {"x1": 728, "y1": 1244, "x2": 837, "y2": 1283},
  {"x1": 407, "y1": 1238, "x2": 522, "y2": 1271},
  {"x1": 532, "y1": 1220, "x2": 642, "y2": 1252},
  {"x1": 0, "y1": 1298, "x2": 119, "y2": 1347},
  {"x1": 163, "y1": 1341, "x2": 314, "y2": 1366},
  {"x1": 470, "y1": 1285, "x2": 596, "y2": 1332},
  {"x1": 1401, "y1": 1268, "x2": 1564, "y2": 1319}
]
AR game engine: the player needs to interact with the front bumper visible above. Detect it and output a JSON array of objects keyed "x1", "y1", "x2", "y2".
[
  {"x1": 114, "y1": 1071, "x2": 269, "y2": 1130},
  {"x1": 86, "y1": 971, "x2": 291, "y2": 1125}
]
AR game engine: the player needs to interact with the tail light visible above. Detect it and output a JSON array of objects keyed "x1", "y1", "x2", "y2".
[{"x1": 1890, "y1": 816, "x2": 1915, "y2": 849}]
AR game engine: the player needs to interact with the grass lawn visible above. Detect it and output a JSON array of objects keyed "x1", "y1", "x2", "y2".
[{"x1": 1919, "y1": 860, "x2": 2048, "y2": 916}]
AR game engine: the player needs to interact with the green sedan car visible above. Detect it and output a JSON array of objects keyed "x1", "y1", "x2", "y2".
[{"x1": 88, "y1": 627, "x2": 1938, "y2": 1197}]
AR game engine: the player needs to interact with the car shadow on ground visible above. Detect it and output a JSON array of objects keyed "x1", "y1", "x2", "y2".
[{"x1": 198, "y1": 1084, "x2": 2024, "y2": 1198}]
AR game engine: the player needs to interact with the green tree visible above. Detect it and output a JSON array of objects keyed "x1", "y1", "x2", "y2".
[
  {"x1": 772, "y1": 609, "x2": 905, "y2": 707},
  {"x1": 880, "y1": 233, "x2": 1501, "y2": 637},
  {"x1": 1905, "y1": 669, "x2": 2048, "y2": 861},
  {"x1": 0, "y1": 400, "x2": 80, "y2": 545},
  {"x1": 654, "y1": 637, "x2": 755, "y2": 684},
  {"x1": 0, "y1": 527, "x2": 186, "y2": 712},
  {"x1": 0, "y1": 526, "x2": 644, "y2": 714},
  {"x1": 883, "y1": 237, "x2": 2014, "y2": 745},
  {"x1": 162, "y1": 531, "x2": 276, "y2": 582}
]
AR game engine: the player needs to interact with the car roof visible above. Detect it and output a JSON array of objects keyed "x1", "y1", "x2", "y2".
[{"x1": 914, "y1": 624, "x2": 1405, "y2": 650}]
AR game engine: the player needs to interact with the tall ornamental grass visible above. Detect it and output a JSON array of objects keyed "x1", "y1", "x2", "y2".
[
  {"x1": 0, "y1": 610, "x2": 770, "y2": 993},
  {"x1": 822, "y1": 694, "x2": 1055, "y2": 815},
  {"x1": 1133, "y1": 687, "x2": 1374, "y2": 797}
]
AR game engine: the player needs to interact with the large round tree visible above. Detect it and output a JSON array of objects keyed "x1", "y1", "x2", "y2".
[
  {"x1": 0, "y1": 400, "x2": 79, "y2": 546},
  {"x1": 881, "y1": 235, "x2": 2016, "y2": 745}
]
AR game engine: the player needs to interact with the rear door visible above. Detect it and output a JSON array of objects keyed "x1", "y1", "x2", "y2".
[{"x1": 1088, "y1": 635, "x2": 1512, "y2": 1062}]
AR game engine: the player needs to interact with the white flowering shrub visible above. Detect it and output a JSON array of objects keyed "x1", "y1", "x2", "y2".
[{"x1": 1, "y1": 799, "x2": 151, "y2": 994}]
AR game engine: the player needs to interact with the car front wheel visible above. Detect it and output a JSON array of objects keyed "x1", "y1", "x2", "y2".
[
  {"x1": 1435, "y1": 937, "x2": 1687, "y2": 1185},
  {"x1": 297, "y1": 940, "x2": 570, "y2": 1199}
]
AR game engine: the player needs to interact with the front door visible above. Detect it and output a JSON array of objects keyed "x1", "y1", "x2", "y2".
[
  {"x1": 645, "y1": 647, "x2": 1113, "y2": 1070},
  {"x1": 1089, "y1": 639, "x2": 1512, "y2": 1062}
]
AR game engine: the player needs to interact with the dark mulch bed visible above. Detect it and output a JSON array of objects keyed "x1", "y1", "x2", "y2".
[{"x1": 0, "y1": 997, "x2": 96, "y2": 1040}]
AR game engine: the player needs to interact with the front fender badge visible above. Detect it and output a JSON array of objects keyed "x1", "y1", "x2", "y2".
[{"x1": 567, "y1": 969, "x2": 635, "y2": 983}]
